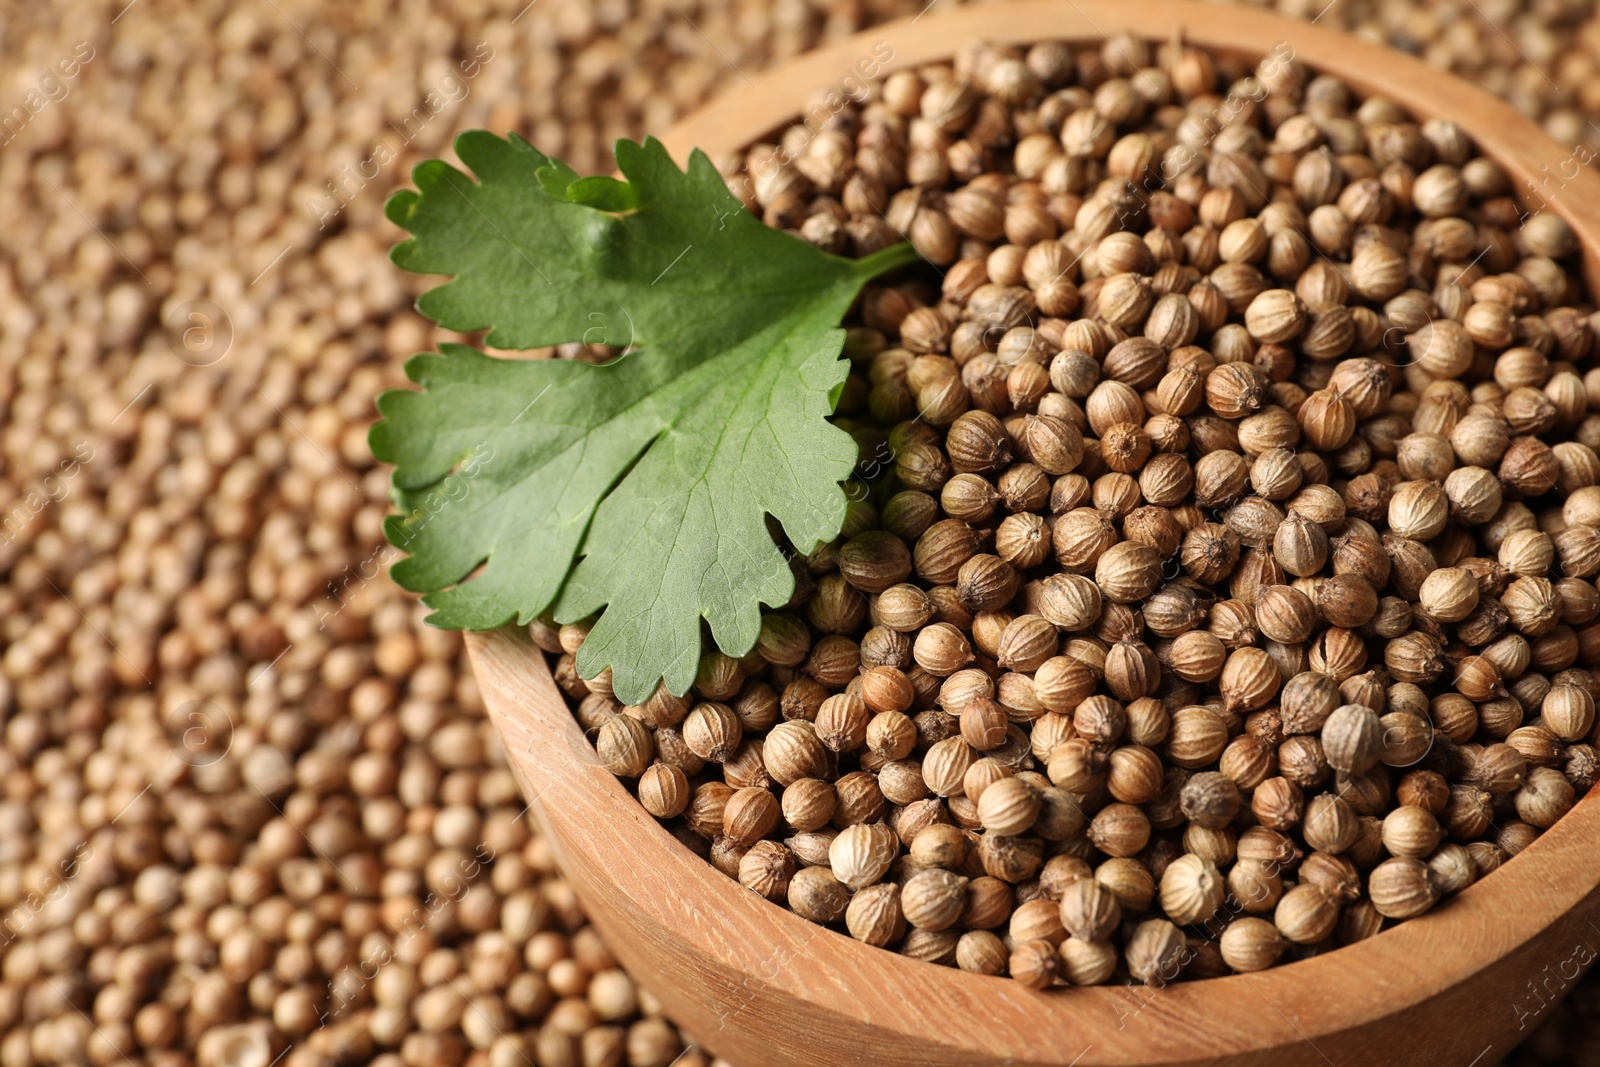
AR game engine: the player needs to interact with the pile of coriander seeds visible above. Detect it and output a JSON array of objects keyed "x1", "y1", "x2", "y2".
[
  {"x1": 545, "y1": 32, "x2": 1600, "y2": 989},
  {"x1": 10, "y1": 0, "x2": 1600, "y2": 1059},
  {"x1": 0, "y1": 0, "x2": 867, "y2": 1063}
]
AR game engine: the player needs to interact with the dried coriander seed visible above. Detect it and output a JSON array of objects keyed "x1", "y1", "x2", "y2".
[
  {"x1": 902, "y1": 869, "x2": 970, "y2": 931},
  {"x1": 789, "y1": 866, "x2": 852, "y2": 923},
  {"x1": 1275, "y1": 883, "x2": 1340, "y2": 944},
  {"x1": 1219, "y1": 917, "x2": 1285, "y2": 973},
  {"x1": 1125, "y1": 919, "x2": 1189, "y2": 987},
  {"x1": 1368, "y1": 858, "x2": 1440, "y2": 919},
  {"x1": 830, "y1": 823, "x2": 898, "y2": 889},
  {"x1": 1322, "y1": 704, "x2": 1384, "y2": 774},
  {"x1": 846, "y1": 883, "x2": 906, "y2": 948},
  {"x1": 638, "y1": 763, "x2": 691, "y2": 818},
  {"x1": 1158, "y1": 854, "x2": 1225, "y2": 926}
]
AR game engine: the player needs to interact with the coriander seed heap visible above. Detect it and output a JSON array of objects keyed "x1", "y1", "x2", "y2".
[{"x1": 540, "y1": 34, "x2": 1600, "y2": 986}]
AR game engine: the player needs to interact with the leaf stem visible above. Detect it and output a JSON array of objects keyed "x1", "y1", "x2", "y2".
[{"x1": 849, "y1": 241, "x2": 924, "y2": 281}]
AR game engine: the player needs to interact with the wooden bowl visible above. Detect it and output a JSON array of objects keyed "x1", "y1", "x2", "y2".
[{"x1": 468, "y1": 4, "x2": 1600, "y2": 1064}]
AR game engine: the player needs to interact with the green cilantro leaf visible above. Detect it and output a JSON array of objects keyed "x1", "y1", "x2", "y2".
[{"x1": 372, "y1": 132, "x2": 919, "y2": 704}]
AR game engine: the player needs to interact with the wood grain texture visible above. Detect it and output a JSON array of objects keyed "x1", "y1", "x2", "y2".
[
  {"x1": 473, "y1": 4, "x2": 1600, "y2": 1062},
  {"x1": 474, "y1": 629, "x2": 1600, "y2": 1067}
]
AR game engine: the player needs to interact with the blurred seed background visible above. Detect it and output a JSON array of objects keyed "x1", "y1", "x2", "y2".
[{"x1": 1, "y1": 0, "x2": 1599, "y2": 1065}]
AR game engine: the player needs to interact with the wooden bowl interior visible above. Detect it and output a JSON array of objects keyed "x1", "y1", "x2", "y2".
[{"x1": 471, "y1": 3, "x2": 1600, "y2": 1064}]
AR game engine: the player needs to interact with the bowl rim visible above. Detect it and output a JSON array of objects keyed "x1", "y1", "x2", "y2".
[
  {"x1": 658, "y1": 0, "x2": 1600, "y2": 292},
  {"x1": 479, "y1": 3, "x2": 1600, "y2": 1062}
]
